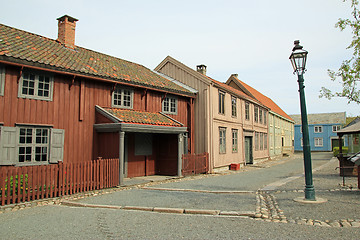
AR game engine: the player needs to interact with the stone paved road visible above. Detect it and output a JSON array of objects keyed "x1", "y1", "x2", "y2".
[{"x1": 1, "y1": 152, "x2": 359, "y2": 239}]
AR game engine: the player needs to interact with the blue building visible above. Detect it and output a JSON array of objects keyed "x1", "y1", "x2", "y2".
[{"x1": 290, "y1": 112, "x2": 347, "y2": 152}]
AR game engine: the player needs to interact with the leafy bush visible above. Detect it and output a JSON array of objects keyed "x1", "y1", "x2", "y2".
[
  {"x1": 333, "y1": 147, "x2": 349, "y2": 157},
  {"x1": 0, "y1": 174, "x2": 28, "y2": 197}
]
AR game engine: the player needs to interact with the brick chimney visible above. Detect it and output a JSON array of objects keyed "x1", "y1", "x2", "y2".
[
  {"x1": 196, "y1": 64, "x2": 207, "y2": 75},
  {"x1": 57, "y1": 15, "x2": 78, "y2": 49}
]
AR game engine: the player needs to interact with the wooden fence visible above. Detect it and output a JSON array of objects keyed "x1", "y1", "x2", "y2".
[
  {"x1": 0, "y1": 158, "x2": 119, "y2": 206},
  {"x1": 182, "y1": 152, "x2": 209, "y2": 176}
]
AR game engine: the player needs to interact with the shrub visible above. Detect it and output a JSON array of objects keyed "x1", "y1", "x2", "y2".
[{"x1": 333, "y1": 147, "x2": 349, "y2": 157}]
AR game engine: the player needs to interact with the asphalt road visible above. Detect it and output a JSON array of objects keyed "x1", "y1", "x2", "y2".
[{"x1": 1, "y1": 152, "x2": 359, "y2": 239}]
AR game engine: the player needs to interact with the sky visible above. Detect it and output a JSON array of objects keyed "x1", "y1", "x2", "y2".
[{"x1": 1, "y1": 0, "x2": 359, "y2": 116}]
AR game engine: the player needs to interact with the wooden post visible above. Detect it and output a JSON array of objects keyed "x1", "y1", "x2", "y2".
[
  {"x1": 119, "y1": 131, "x2": 125, "y2": 186},
  {"x1": 178, "y1": 134, "x2": 183, "y2": 177}
]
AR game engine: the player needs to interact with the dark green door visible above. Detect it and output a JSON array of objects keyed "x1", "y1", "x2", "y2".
[{"x1": 245, "y1": 137, "x2": 253, "y2": 164}]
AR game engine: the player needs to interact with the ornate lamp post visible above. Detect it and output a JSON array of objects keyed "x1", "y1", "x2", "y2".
[{"x1": 289, "y1": 40, "x2": 316, "y2": 201}]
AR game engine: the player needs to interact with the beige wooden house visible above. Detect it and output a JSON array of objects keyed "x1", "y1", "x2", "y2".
[
  {"x1": 155, "y1": 56, "x2": 270, "y2": 172},
  {"x1": 226, "y1": 74, "x2": 294, "y2": 159}
]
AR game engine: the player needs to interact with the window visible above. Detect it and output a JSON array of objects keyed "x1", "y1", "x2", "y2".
[
  {"x1": 18, "y1": 71, "x2": 53, "y2": 101},
  {"x1": 112, "y1": 87, "x2": 133, "y2": 109},
  {"x1": 0, "y1": 64, "x2": 4, "y2": 96},
  {"x1": 0, "y1": 126, "x2": 64, "y2": 165},
  {"x1": 232, "y1": 129, "x2": 238, "y2": 153},
  {"x1": 245, "y1": 102, "x2": 250, "y2": 120},
  {"x1": 231, "y1": 96, "x2": 237, "y2": 117},
  {"x1": 314, "y1": 126, "x2": 323, "y2": 133},
  {"x1": 259, "y1": 109, "x2": 263, "y2": 123},
  {"x1": 255, "y1": 132, "x2": 259, "y2": 151},
  {"x1": 219, "y1": 91, "x2": 225, "y2": 114},
  {"x1": 254, "y1": 106, "x2": 258, "y2": 122},
  {"x1": 18, "y1": 127, "x2": 49, "y2": 163},
  {"x1": 260, "y1": 132, "x2": 264, "y2": 150},
  {"x1": 162, "y1": 96, "x2": 178, "y2": 114},
  {"x1": 264, "y1": 133, "x2": 268, "y2": 149},
  {"x1": 314, "y1": 138, "x2": 323, "y2": 147},
  {"x1": 219, "y1": 127, "x2": 226, "y2": 153},
  {"x1": 332, "y1": 125, "x2": 341, "y2": 132},
  {"x1": 263, "y1": 111, "x2": 267, "y2": 125}
]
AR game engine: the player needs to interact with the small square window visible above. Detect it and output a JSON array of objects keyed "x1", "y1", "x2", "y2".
[
  {"x1": 162, "y1": 96, "x2": 177, "y2": 114},
  {"x1": 19, "y1": 71, "x2": 53, "y2": 101},
  {"x1": 314, "y1": 126, "x2": 323, "y2": 133},
  {"x1": 332, "y1": 125, "x2": 341, "y2": 132},
  {"x1": 112, "y1": 87, "x2": 133, "y2": 109}
]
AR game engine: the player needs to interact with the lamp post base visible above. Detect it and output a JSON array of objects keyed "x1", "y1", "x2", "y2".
[{"x1": 294, "y1": 197, "x2": 327, "y2": 204}]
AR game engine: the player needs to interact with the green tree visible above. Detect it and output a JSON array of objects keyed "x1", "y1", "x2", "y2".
[{"x1": 320, "y1": 0, "x2": 360, "y2": 104}]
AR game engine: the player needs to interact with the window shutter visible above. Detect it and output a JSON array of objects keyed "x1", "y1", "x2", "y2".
[
  {"x1": 50, "y1": 129, "x2": 65, "y2": 163},
  {"x1": 0, "y1": 126, "x2": 17, "y2": 165}
]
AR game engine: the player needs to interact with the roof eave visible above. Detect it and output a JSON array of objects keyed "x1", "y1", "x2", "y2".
[{"x1": 0, "y1": 56, "x2": 196, "y2": 98}]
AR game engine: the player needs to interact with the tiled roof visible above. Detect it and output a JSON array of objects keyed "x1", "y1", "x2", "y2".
[
  {"x1": 199, "y1": 74, "x2": 262, "y2": 105},
  {"x1": 0, "y1": 23, "x2": 193, "y2": 96},
  {"x1": 289, "y1": 112, "x2": 346, "y2": 125},
  {"x1": 103, "y1": 108, "x2": 183, "y2": 127},
  {"x1": 230, "y1": 77, "x2": 293, "y2": 122}
]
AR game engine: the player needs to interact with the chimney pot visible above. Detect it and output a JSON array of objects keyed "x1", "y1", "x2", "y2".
[
  {"x1": 231, "y1": 73, "x2": 238, "y2": 78},
  {"x1": 57, "y1": 15, "x2": 78, "y2": 49},
  {"x1": 196, "y1": 64, "x2": 207, "y2": 75}
]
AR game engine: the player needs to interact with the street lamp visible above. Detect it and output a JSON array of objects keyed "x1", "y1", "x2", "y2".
[{"x1": 289, "y1": 40, "x2": 316, "y2": 201}]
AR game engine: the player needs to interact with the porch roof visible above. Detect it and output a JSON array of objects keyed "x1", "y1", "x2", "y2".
[
  {"x1": 94, "y1": 105, "x2": 187, "y2": 134},
  {"x1": 337, "y1": 121, "x2": 360, "y2": 135}
]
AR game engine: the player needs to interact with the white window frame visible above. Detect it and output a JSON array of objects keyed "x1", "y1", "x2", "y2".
[
  {"x1": 314, "y1": 137, "x2": 323, "y2": 147},
  {"x1": 0, "y1": 126, "x2": 64, "y2": 166},
  {"x1": 231, "y1": 96, "x2": 237, "y2": 117},
  {"x1": 112, "y1": 87, "x2": 133, "y2": 109},
  {"x1": 18, "y1": 70, "x2": 54, "y2": 101},
  {"x1": 162, "y1": 95, "x2": 178, "y2": 115},
  {"x1": 0, "y1": 64, "x2": 5, "y2": 96},
  {"x1": 314, "y1": 126, "x2": 323, "y2": 133},
  {"x1": 232, "y1": 129, "x2": 238, "y2": 153},
  {"x1": 332, "y1": 125, "x2": 341, "y2": 132},
  {"x1": 219, "y1": 127, "x2": 226, "y2": 154}
]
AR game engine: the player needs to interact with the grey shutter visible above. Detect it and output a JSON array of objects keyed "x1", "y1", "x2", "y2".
[
  {"x1": 0, "y1": 126, "x2": 17, "y2": 165},
  {"x1": 49, "y1": 129, "x2": 65, "y2": 163}
]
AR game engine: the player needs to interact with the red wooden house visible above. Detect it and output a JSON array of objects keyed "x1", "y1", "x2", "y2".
[{"x1": 0, "y1": 15, "x2": 196, "y2": 185}]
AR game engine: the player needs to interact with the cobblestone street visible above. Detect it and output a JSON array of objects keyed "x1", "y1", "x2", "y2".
[{"x1": 1, "y1": 152, "x2": 359, "y2": 239}]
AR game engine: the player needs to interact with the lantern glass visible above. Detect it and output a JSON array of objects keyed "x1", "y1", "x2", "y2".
[{"x1": 289, "y1": 41, "x2": 308, "y2": 75}]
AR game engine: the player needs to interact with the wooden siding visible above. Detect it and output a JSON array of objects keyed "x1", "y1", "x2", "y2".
[
  {"x1": 157, "y1": 62, "x2": 209, "y2": 155},
  {"x1": 0, "y1": 64, "x2": 191, "y2": 164}
]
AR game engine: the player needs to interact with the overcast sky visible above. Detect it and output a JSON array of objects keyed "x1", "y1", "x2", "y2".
[{"x1": 1, "y1": 0, "x2": 359, "y2": 116}]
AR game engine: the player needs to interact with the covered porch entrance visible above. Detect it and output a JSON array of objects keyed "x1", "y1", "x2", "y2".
[{"x1": 94, "y1": 106, "x2": 188, "y2": 185}]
